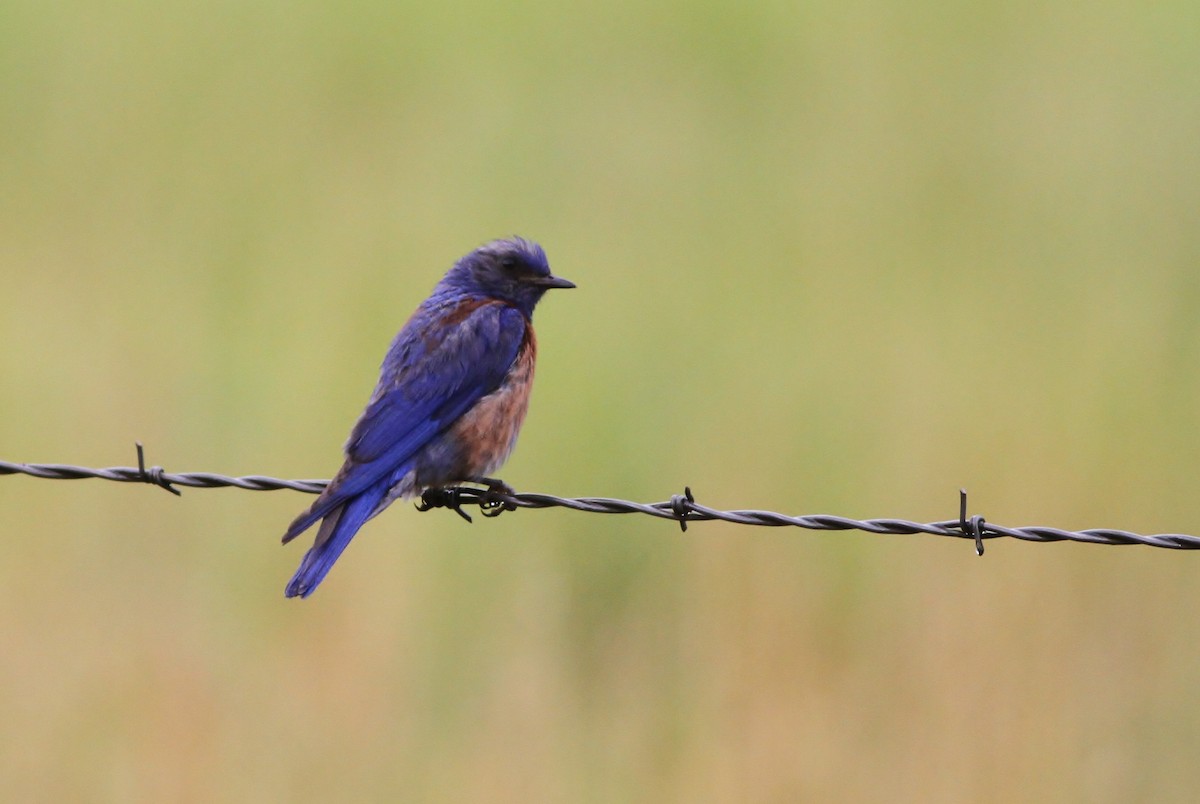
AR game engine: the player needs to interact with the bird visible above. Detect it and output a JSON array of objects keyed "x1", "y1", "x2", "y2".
[{"x1": 281, "y1": 237, "x2": 574, "y2": 598}]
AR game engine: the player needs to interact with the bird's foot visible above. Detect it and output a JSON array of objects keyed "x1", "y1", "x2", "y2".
[
  {"x1": 416, "y1": 486, "x2": 474, "y2": 523},
  {"x1": 477, "y1": 476, "x2": 515, "y2": 495},
  {"x1": 476, "y1": 476, "x2": 517, "y2": 518},
  {"x1": 415, "y1": 479, "x2": 516, "y2": 522}
]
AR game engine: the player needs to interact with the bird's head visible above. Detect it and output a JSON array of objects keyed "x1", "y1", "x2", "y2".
[{"x1": 442, "y1": 237, "x2": 575, "y2": 316}]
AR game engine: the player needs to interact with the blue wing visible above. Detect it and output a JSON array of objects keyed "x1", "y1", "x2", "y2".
[{"x1": 282, "y1": 299, "x2": 528, "y2": 597}]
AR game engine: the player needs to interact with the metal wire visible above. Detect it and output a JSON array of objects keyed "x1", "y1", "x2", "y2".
[{"x1": 2, "y1": 444, "x2": 1198, "y2": 551}]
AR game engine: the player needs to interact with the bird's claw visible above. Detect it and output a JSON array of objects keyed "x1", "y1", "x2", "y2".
[
  {"x1": 415, "y1": 487, "x2": 474, "y2": 523},
  {"x1": 414, "y1": 480, "x2": 516, "y2": 522},
  {"x1": 478, "y1": 477, "x2": 516, "y2": 518}
]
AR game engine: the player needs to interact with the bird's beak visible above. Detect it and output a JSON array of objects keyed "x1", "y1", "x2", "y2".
[{"x1": 532, "y1": 274, "x2": 576, "y2": 289}]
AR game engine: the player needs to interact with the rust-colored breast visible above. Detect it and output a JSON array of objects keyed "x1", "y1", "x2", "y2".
[{"x1": 449, "y1": 323, "x2": 537, "y2": 478}]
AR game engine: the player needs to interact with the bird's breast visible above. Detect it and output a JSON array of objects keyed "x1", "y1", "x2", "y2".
[{"x1": 449, "y1": 323, "x2": 538, "y2": 477}]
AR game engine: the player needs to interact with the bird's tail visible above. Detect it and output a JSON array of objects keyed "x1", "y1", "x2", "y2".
[{"x1": 284, "y1": 484, "x2": 386, "y2": 599}]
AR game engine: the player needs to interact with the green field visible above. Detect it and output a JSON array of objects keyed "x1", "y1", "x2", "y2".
[{"x1": 3, "y1": 2, "x2": 1200, "y2": 800}]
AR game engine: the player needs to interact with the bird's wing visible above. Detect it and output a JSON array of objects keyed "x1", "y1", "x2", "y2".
[
  {"x1": 283, "y1": 299, "x2": 527, "y2": 543},
  {"x1": 349, "y1": 301, "x2": 526, "y2": 468}
]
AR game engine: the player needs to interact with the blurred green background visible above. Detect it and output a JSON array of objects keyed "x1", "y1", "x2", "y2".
[{"x1": 3, "y1": 1, "x2": 1200, "y2": 801}]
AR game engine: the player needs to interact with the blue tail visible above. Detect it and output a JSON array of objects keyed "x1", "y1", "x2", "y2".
[{"x1": 284, "y1": 484, "x2": 386, "y2": 598}]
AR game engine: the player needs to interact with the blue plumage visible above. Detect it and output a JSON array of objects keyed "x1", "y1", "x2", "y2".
[{"x1": 282, "y1": 237, "x2": 574, "y2": 598}]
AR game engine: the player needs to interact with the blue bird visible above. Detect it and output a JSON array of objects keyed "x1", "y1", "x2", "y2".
[{"x1": 282, "y1": 237, "x2": 574, "y2": 598}]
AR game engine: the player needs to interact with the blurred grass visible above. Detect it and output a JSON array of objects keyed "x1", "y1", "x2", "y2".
[{"x1": 3, "y1": 0, "x2": 1200, "y2": 801}]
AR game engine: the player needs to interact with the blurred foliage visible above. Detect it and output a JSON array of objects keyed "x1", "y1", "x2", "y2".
[{"x1": 2, "y1": 1, "x2": 1200, "y2": 801}]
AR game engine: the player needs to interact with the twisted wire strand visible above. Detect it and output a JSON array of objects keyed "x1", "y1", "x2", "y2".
[
  {"x1": 2, "y1": 449, "x2": 1199, "y2": 551},
  {"x1": 0, "y1": 458, "x2": 328, "y2": 494}
]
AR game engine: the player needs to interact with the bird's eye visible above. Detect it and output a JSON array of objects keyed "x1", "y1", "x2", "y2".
[{"x1": 499, "y1": 256, "x2": 521, "y2": 274}]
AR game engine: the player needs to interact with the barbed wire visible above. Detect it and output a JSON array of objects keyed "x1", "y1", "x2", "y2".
[{"x1": 2, "y1": 444, "x2": 1198, "y2": 554}]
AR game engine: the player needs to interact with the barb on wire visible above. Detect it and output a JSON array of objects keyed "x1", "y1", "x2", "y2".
[
  {"x1": 0, "y1": 444, "x2": 328, "y2": 495},
  {"x1": 2, "y1": 444, "x2": 1200, "y2": 552}
]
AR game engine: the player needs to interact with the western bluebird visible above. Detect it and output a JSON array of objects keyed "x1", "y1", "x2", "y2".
[{"x1": 282, "y1": 237, "x2": 574, "y2": 598}]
